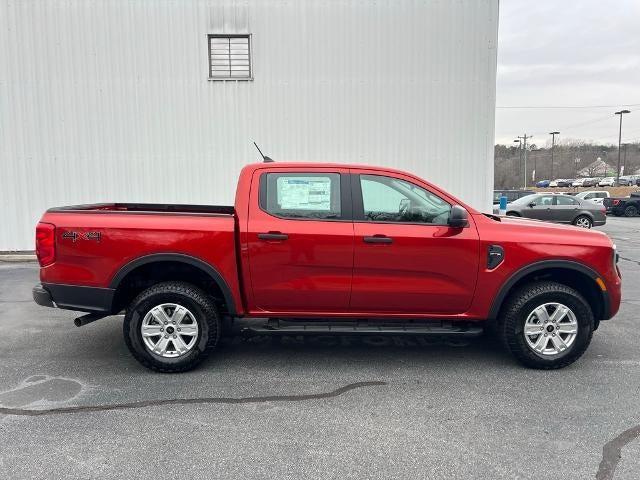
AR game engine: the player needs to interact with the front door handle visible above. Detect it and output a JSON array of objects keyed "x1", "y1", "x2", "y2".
[
  {"x1": 258, "y1": 232, "x2": 289, "y2": 241},
  {"x1": 363, "y1": 235, "x2": 393, "y2": 244}
]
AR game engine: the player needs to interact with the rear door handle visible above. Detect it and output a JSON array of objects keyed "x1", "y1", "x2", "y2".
[
  {"x1": 363, "y1": 235, "x2": 393, "y2": 244},
  {"x1": 258, "y1": 232, "x2": 289, "y2": 241}
]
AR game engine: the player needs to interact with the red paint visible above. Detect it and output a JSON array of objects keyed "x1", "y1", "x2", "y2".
[{"x1": 37, "y1": 162, "x2": 622, "y2": 321}]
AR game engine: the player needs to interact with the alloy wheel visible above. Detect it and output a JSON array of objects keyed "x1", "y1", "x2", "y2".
[
  {"x1": 574, "y1": 217, "x2": 592, "y2": 228},
  {"x1": 141, "y1": 303, "x2": 199, "y2": 358},
  {"x1": 523, "y1": 302, "x2": 578, "y2": 356}
]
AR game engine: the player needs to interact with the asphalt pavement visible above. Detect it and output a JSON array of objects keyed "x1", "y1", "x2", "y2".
[{"x1": 1, "y1": 217, "x2": 639, "y2": 479}]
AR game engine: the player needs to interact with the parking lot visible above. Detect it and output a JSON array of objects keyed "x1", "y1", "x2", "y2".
[{"x1": 0, "y1": 217, "x2": 639, "y2": 480}]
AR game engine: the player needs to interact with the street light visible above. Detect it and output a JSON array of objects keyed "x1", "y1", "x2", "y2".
[
  {"x1": 549, "y1": 131, "x2": 560, "y2": 179},
  {"x1": 622, "y1": 143, "x2": 629, "y2": 175},
  {"x1": 615, "y1": 109, "x2": 631, "y2": 184}
]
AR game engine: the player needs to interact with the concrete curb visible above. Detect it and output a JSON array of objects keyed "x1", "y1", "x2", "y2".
[{"x1": 0, "y1": 254, "x2": 37, "y2": 262}]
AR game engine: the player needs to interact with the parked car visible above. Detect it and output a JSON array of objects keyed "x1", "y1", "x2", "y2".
[
  {"x1": 575, "y1": 190, "x2": 610, "y2": 205},
  {"x1": 604, "y1": 192, "x2": 640, "y2": 216},
  {"x1": 536, "y1": 180, "x2": 551, "y2": 188},
  {"x1": 549, "y1": 180, "x2": 559, "y2": 187},
  {"x1": 557, "y1": 179, "x2": 574, "y2": 187},
  {"x1": 599, "y1": 177, "x2": 616, "y2": 187},
  {"x1": 493, "y1": 189, "x2": 535, "y2": 204},
  {"x1": 572, "y1": 178, "x2": 598, "y2": 187},
  {"x1": 584, "y1": 178, "x2": 600, "y2": 187},
  {"x1": 505, "y1": 193, "x2": 606, "y2": 228},
  {"x1": 32, "y1": 162, "x2": 620, "y2": 371},
  {"x1": 617, "y1": 175, "x2": 640, "y2": 186}
]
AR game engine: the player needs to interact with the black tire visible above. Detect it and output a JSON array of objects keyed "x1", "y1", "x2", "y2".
[
  {"x1": 572, "y1": 215, "x2": 592, "y2": 229},
  {"x1": 497, "y1": 281, "x2": 594, "y2": 369},
  {"x1": 624, "y1": 205, "x2": 638, "y2": 217},
  {"x1": 123, "y1": 281, "x2": 220, "y2": 373},
  {"x1": 506, "y1": 211, "x2": 520, "y2": 217}
]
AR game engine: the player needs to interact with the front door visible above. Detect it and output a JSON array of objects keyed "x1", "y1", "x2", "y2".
[
  {"x1": 526, "y1": 195, "x2": 555, "y2": 220},
  {"x1": 246, "y1": 168, "x2": 354, "y2": 314},
  {"x1": 350, "y1": 172, "x2": 480, "y2": 315}
]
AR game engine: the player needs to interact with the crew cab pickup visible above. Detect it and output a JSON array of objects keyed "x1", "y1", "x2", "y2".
[
  {"x1": 33, "y1": 162, "x2": 621, "y2": 372},
  {"x1": 604, "y1": 192, "x2": 640, "y2": 217}
]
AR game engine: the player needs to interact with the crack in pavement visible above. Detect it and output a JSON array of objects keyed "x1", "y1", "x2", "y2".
[
  {"x1": 619, "y1": 256, "x2": 640, "y2": 267},
  {"x1": 0, "y1": 381, "x2": 386, "y2": 417},
  {"x1": 596, "y1": 424, "x2": 640, "y2": 480}
]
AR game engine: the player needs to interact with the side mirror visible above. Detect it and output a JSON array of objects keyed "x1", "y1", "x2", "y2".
[
  {"x1": 448, "y1": 205, "x2": 468, "y2": 228},
  {"x1": 528, "y1": 202, "x2": 536, "y2": 208}
]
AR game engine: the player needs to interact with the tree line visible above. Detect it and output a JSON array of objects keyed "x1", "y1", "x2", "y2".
[{"x1": 494, "y1": 141, "x2": 640, "y2": 189}]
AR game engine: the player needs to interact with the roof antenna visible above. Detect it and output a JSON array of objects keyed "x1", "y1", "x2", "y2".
[{"x1": 253, "y1": 142, "x2": 274, "y2": 163}]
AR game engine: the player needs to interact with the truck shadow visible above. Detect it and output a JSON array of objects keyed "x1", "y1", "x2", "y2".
[{"x1": 207, "y1": 332, "x2": 513, "y2": 368}]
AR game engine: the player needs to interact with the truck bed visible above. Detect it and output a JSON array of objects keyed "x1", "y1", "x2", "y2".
[{"x1": 47, "y1": 203, "x2": 235, "y2": 216}]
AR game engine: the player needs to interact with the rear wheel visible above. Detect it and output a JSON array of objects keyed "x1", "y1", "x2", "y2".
[
  {"x1": 124, "y1": 281, "x2": 220, "y2": 373},
  {"x1": 573, "y1": 215, "x2": 592, "y2": 229},
  {"x1": 497, "y1": 281, "x2": 594, "y2": 369},
  {"x1": 624, "y1": 205, "x2": 638, "y2": 217}
]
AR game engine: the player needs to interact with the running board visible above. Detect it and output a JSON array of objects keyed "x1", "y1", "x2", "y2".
[{"x1": 239, "y1": 319, "x2": 484, "y2": 336}]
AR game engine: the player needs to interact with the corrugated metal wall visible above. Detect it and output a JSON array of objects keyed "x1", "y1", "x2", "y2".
[{"x1": 0, "y1": 0, "x2": 498, "y2": 251}]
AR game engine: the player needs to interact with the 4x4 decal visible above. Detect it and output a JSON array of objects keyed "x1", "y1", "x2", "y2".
[{"x1": 62, "y1": 231, "x2": 101, "y2": 243}]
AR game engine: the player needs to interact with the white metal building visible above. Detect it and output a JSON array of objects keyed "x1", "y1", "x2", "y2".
[{"x1": 0, "y1": 0, "x2": 498, "y2": 251}]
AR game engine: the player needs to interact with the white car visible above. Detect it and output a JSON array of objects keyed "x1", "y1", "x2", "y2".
[
  {"x1": 572, "y1": 178, "x2": 585, "y2": 187},
  {"x1": 575, "y1": 190, "x2": 610, "y2": 204},
  {"x1": 599, "y1": 177, "x2": 616, "y2": 187},
  {"x1": 549, "y1": 180, "x2": 559, "y2": 187}
]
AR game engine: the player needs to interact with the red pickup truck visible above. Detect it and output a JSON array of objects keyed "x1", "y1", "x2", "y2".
[{"x1": 33, "y1": 162, "x2": 621, "y2": 372}]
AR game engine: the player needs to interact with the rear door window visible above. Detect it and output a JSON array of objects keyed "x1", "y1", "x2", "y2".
[{"x1": 260, "y1": 173, "x2": 343, "y2": 220}]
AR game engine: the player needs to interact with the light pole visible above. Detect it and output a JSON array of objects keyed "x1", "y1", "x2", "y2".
[
  {"x1": 513, "y1": 139, "x2": 522, "y2": 188},
  {"x1": 549, "y1": 131, "x2": 560, "y2": 179},
  {"x1": 622, "y1": 143, "x2": 629, "y2": 175},
  {"x1": 615, "y1": 109, "x2": 631, "y2": 184},
  {"x1": 518, "y1": 134, "x2": 532, "y2": 188},
  {"x1": 531, "y1": 148, "x2": 541, "y2": 184}
]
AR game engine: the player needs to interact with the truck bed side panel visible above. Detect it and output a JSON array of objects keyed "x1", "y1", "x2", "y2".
[{"x1": 39, "y1": 212, "x2": 242, "y2": 312}]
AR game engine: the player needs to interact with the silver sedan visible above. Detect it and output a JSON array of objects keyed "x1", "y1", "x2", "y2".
[{"x1": 505, "y1": 194, "x2": 606, "y2": 228}]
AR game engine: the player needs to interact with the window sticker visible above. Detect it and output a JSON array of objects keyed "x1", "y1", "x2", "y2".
[{"x1": 277, "y1": 177, "x2": 332, "y2": 211}]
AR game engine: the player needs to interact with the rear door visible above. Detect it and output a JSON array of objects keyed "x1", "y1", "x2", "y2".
[
  {"x1": 553, "y1": 195, "x2": 580, "y2": 222},
  {"x1": 245, "y1": 167, "x2": 354, "y2": 314},
  {"x1": 349, "y1": 170, "x2": 479, "y2": 315}
]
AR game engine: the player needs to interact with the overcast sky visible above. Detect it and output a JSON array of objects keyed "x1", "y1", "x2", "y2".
[{"x1": 495, "y1": 0, "x2": 640, "y2": 146}]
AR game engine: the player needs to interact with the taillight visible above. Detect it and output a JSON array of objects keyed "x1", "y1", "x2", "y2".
[
  {"x1": 35, "y1": 222, "x2": 56, "y2": 266},
  {"x1": 613, "y1": 199, "x2": 620, "y2": 206}
]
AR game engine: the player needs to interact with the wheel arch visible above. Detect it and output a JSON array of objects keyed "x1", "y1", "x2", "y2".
[
  {"x1": 488, "y1": 260, "x2": 610, "y2": 321},
  {"x1": 109, "y1": 253, "x2": 237, "y2": 316},
  {"x1": 572, "y1": 212, "x2": 594, "y2": 223}
]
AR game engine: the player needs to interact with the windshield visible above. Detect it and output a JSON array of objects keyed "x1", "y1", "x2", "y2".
[{"x1": 509, "y1": 194, "x2": 538, "y2": 205}]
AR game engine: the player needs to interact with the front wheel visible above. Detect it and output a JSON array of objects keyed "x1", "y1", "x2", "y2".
[
  {"x1": 123, "y1": 281, "x2": 220, "y2": 372},
  {"x1": 573, "y1": 215, "x2": 592, "y2": 229},
  {"x1": 497, "y1": 281, "x2": 594, "y2": 369}
]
